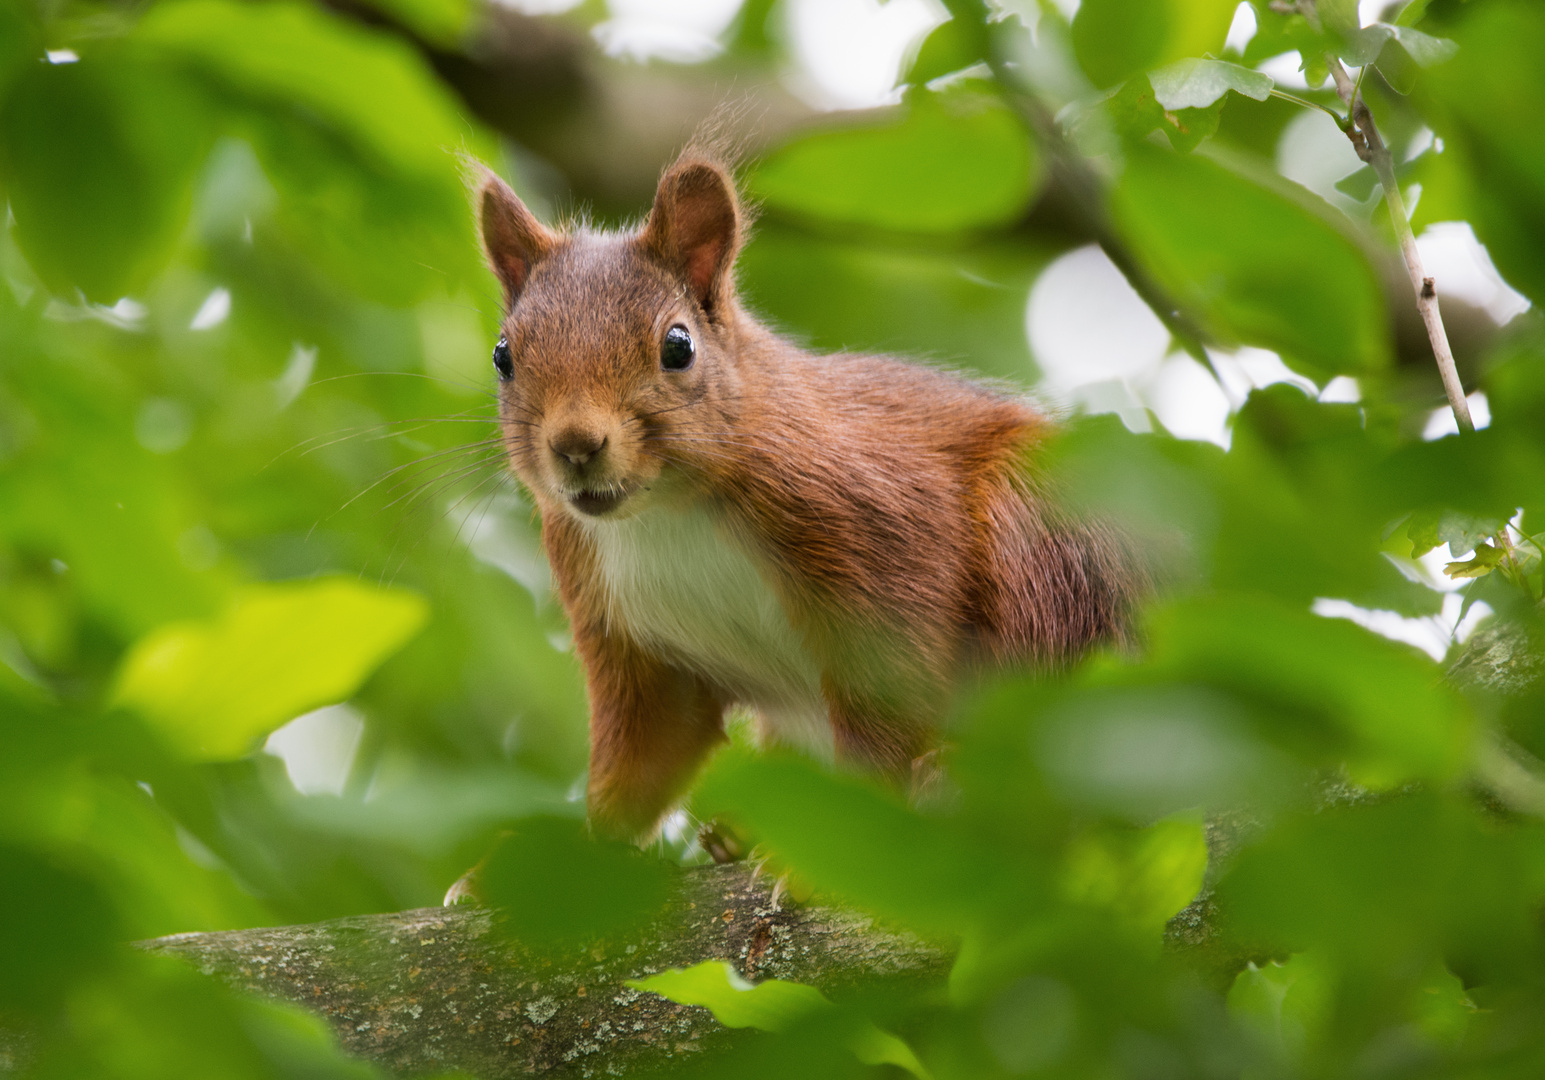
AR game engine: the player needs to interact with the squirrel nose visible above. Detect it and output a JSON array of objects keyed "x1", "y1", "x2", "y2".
[{"x1": 549, "y1": 428, "x2": 607, "y2": 466}]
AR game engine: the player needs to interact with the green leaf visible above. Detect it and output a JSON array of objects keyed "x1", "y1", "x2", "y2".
[
  {"x1": 113, "y1": 577, "x2": 428, "y2": 759},
  {"x1": 1344, "y1": 23, "x2": 1458, "y2": 67},
  {"x1": 1445, "y1": 542, "x2": 1505, "y2": 579},
  {"x1": 1149, "y1": 58, "x2": 1273, "y2": 111},
  {"x1": 629, "y1": 961, "x2": 830, "y2": 1032},
  {"x1": 736, "y1": 223, "x2": 1045, "y2": 384},
  {"x1": 1227, "y1": 952, "x2": 1336, "y2": 1061},
  {"x1": 136, "y1": 0, "x2": 465, "y2": 179},
  {"x1": 0, "y1": 1, "x2": 40, "y2": 104},
  {"x1": 1333, "y1": 165, "x2": 1378, "y2": 201},
  {"x1": 1072, "y1": 0, "x2": 1240, "y2": 89},
  {"x1": 1112, "y1": 144, "x2": 1388, "y2": 379},
  {"x1": 629, "y1": 962, "x2": 931, "y2": 1078},
  {"x1": 0, "y1": 53, "x2": 213, "y2": 301},
  {"x1": 695, "y1": 749, "x2": 1010, "y2": 935},
  {"x1": 481, "y1": 817, "x2": 674, "y2": 950},
  {"x1": 1061, "y1": 816, "x2": 1209, "y2": 933},
  {"x1": 1218, "y1": 796, "x2": 1545, "y2": 975},
  {"x1": 1317, "y1": 0, "x2": 1361, "y2": 36},
  {"x1": 750, "y1": 86, "x2": 1040, "y2": 234},
  {"x1": 1422, "y1": 2, "x2": 1545, "y2": 306},
  {"x1": 1098, "y1": 75, "x2": 1224, "y2": 154},
  {"x1": 904, "y1": 18, "x2": 983, "y2": 86},
  {"x1": 354, "y1": 0, "x2": 470, "y2": 46},
  {"x1": 1437, "y1": 511, "x2": 1503, "y2": 558},
  {"x1": 1243, "y1": 5, "x2": 1327, "y2": 72},
  {"x1": 135, "y1": 0, "x2": 480, "y2": 304},
  {"x1": 1138, "y1": 596, "x2": 1472, "y2": 784},
  {"x1": 0, "y1": 843, "x2": 121, "y2": 1014}
]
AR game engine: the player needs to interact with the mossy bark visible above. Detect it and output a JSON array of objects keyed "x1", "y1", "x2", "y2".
[{"x1": 140, "y1": 863, "x2": 946, "y2": 1077}]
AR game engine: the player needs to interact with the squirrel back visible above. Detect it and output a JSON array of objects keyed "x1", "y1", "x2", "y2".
[{"x1": 477, "y1": 152, "x2": 1140, "y2": 838}]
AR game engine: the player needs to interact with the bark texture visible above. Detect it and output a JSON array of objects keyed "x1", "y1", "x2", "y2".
[{"x1": 140, "y1": 863, "x2": 946, "y2": 1077}]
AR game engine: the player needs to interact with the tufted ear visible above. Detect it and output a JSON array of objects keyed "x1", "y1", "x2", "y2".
[
  {"x1": 479, "y1": 170, "x2": 557, "y2": 309},
  {"x1": 639, "y1": 157, "x2": 741, "y2": 316}
]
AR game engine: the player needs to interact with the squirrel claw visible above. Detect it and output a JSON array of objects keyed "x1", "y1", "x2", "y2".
[
  {"x1": 442, "y1": 867, "x2": 485, "y2": 907},
  {"x1": 696, "y1": 819, "x2": 748, "y2": 864}
]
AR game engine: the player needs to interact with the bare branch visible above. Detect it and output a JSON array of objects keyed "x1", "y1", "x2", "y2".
[
  {"x1": 136, "y1": 864, "x2": 947, "y2": 1077},
  {"x1": 1301, "y1": 1, "x2": 1474, "y2": 432}
]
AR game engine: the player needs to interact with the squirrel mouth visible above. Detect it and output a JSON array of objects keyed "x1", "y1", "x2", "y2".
[{"x1": 568, "y1": 485, "x2": 632, "y2": 517}]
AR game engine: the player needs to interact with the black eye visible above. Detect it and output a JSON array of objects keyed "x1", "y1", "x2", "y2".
[
  {"x1": 492, "y1": 335, "x2": 513, "y2": 381},
  {"x1": 660, "y1": 324, "x2": 695, "y2": 371}
]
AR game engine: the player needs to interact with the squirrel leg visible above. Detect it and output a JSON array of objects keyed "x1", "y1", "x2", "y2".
[
  {"x1": 824, "y1": 685, "x2": 936, "y2": 782},
  {"x1": 581, "y1": 631, "x2": 727, "y2": 843}
]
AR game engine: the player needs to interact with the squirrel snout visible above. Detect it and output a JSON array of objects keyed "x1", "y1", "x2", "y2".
[{"x1": 548, "y1": 427, "x2": 608, "y2": 467}]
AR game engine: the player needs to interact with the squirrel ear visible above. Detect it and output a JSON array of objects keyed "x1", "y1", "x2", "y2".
[
  {"x1": 479, "y1": 171, "x2": 556, "y2": 309},
  {"x1": 641, "y1": 158, "x2": 740, "y2": 316}
]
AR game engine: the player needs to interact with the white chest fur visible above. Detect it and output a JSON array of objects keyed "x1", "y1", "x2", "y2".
[{"x1": 583, "y1": 504, "x2": 832, "y2": 757}]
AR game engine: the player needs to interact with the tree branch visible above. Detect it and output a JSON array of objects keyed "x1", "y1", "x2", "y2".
[
  {"x1": 138, "y1": 863, "x2": 947, "y2": 1077},
  {"x1": 1305, "y1": 2, "x2": 1474, "y2": 432}
]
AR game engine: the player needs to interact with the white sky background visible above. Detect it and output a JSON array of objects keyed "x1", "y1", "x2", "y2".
[{"x1": 268, "y1": 0, "x2": 1531, "y2": 788}]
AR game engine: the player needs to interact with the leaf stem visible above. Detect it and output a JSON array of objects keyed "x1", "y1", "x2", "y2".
[{"x1": 1268, "y1": 89, "x2": 1349, "y2": 127}]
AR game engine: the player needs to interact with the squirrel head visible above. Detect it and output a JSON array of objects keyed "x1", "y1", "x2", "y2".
[{"x1": 477, "y1": 154, "x2": 749, "y2": 522}]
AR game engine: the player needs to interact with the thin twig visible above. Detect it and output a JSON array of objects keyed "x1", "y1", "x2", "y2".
[
  {"x1": 1301, "y1": 0, "x2": 1474, "y2": 432},
  {"x1": 1268, "y1": 89, "x2": 1348, "y2": 127}
]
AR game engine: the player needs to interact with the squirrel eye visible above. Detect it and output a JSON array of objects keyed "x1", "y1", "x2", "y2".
[
  {"x1": 660, "y1": 324, "x2": 695, "y2": 372},
  {"x1": 492, "y1": 336, "x2": 514, "y2": 381}
]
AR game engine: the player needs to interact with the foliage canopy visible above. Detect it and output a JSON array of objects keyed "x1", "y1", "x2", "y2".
[{"x1": 3, "y1": 0, "x2": 1545, "y2": 1075}]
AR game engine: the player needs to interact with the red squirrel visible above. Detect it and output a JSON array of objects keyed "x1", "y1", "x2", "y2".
[{"x1": 477, "y1": 151, "x2": 1139, "y2": 842}]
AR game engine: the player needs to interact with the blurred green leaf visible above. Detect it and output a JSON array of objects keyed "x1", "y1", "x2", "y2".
[
  {"x1": 1112, "y1": 143, "x2": 1388, "y2": 379},
  {"x1": 1344, "y1": 22, "x2": 1457, "y2": 68},
  {"x1": 1317, "y1": 0, "x2": 1360, "y2": 36},
  {"x1": 1148, "y1": 58, "x2": 1273, "y2": 111},
  {"x1": 1243, "y1": 4, "x2": 1328, "y2": 76},
  {"x1": 36, "y1": 953, "x2": 382, "y2": 1077},
  {"x1": 1100, "y1": 74, "x2": 1225, "y2": 153},
  {"x1": 0, "y1": 843, "x2": 120, "y2": 1014},
  {"x1": 737, "y1": 224, "x2": 1045, "y2": 383},
  {"x1": 1218, "y1": 796, "x2": 1545, "y2": 977},
  {"x1": 0, "y1": 0, "x2": 40, "y2": 104},
  {"x1": 0, "y1": 53, "x2": 212, "y2": 301},
  {"x1": 136, "y1": 0, "x2": 463, "y2": 178},
  {"x1": 113, "y1": 577, "x2": 427, "y2": 759},
  {"x1": 630, "y1": 961, "x2": 830, "y2": 1031},
  {"x1": 480, "y1": 816, "x2": 673, "y2": 949},
  {"x1": 1445, "y1": 541, "x2": 1504, "y2": 579},
  {"x1": 1061, "y1": 816, "x2": 1207, "y2": 933},
  {"x1": 1137, "y1": 596, "x2": 1471, "y2": 783},
  {"x1": 905, "y1": 18, "x2": 983, "y2": 86},
  {"x1": 630, "y1": 962, "x2": 930, "y2": 1078},
  {"x1": 1422, "y1": 1, "x2": 1545, "y2": 305},
  {"x1": 696, "y1": 748, "x2": 1011, "y2": 935},
  {"x1": 1333, "y1": 164, "x2": 1378, "y2": 200},
  {"x1": 1226, "y1": 952, "x2": 1335, "y2": 1063},
  {"x1": 751, "y1": 87, "x2": 1040, "y2": 235},
  {"x1": 1071, "y1": 0, "x2": 1239, "y2": 89},
  {"x1": 135, "y1": 0, "x2": 482, "y2": 304},
  {"x1": 354, "y1": 0, "x2": 470, "y2": 46}
]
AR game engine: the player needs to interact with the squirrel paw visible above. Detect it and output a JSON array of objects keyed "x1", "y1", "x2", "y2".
[{"x1": 696, "y1": 819, "x2": 749, "y2": 864}]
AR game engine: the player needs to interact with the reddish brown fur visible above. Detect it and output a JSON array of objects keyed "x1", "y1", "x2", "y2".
[{"x1": 478, "y1": 153, "x2": 1141, "y2": 840}]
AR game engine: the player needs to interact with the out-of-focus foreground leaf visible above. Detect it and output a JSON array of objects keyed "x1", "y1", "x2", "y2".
[
  {"x1": 1112, "y1": 144, "x2": 1389, "y2": 380},
  {"x1": 113, "y1": 578, "x2": 427, "y2": 758},
  {"x1": 1071, "y1": 0, "x2": 1239, "y2": 88},
  {"x1": 751, "y1": 86, "x2": 1040, "y2": 235},
  {"x1": 0, "y1": 54, "x2": 211, "y2": 302}
]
